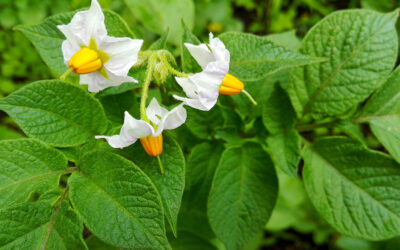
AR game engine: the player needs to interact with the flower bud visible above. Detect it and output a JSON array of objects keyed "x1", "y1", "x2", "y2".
[
  {"x1": 153, "y1": 62, "x2": 169, "y2": 85},
  {"x1": 140, "y1": 134, "x2": 163, "y2": 157},
  {"x1": 68, "y1": 47, "x2": 102, "y2": 74},
  {"x1": 219, "y1": 73, "x2": 244, "y2": 95}
]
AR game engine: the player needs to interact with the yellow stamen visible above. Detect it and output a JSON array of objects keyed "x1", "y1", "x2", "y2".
[
  {"x1": 219, "y1": 73, "x2": 244, "y2": 95},
  {"x1": 140, "y1": 134, "x2": 163, "y2": 157},
  {"x1": 68, "y1": 47, "x2": 102, "y2": 74}
]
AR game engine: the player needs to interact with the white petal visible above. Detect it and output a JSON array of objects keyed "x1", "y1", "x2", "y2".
[
  {"x1": 80, "y1": 69, "x2": 137, "y2": 92},
  {"x1": 121, "y1": 111, "x2": 154, "y2": 139},
  {"x1": 175, "y1": 76, "x2": 198, "y2": 99},
  {"x1": 173, "y1": 67, "x2": 223, "y2": 111},
  {"x1": 146, "y1": 98, "x2": 168, "y2": 126},
  {"x1": 57, "y1": 0, "x2": 107, "y2": 47},
  {"x1": 95, "y1": 135, "x2": 137, "y2": 149},
  {"x1": 184, "y1": 43, "x2": 215, "y2": 70},
  {"x1": 100, "y1": 37, "x2": 143, "y2": 76},
  {"x1": 154, "y1": 104, "x2": 187, "y2": 136},
  {"x1": 162, "y1": 104, "x2": 187, "y2": 130},
  {"x1": 61, "y1": 40, "x2": 80, "y2": 65},
  {"x1": 173, "y1": 94, "x2": 215, "y2": 111}
]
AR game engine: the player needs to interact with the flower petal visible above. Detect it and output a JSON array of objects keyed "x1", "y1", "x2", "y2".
[
  {"x1": 95, "y1": 135, "x2": 137, "y2": 149},
  {"x1": 146, "y1": 98, "x2": 168, "y2": 126},
  {"x1": 173, "y1": 66, "x2": 224, "y2": 111},
  {"x1": 57, "y1": 0, "x2": 106, "y2": 48},
  {"x1": 100, "y1": 37, "x2": 143, "y2": 76},
  {"x1": 184, "y1": 43, "x2": 215, "y2": 70},
  {"x1": 154, "y1": 104, "x2": 187, "y2": 136},
  {"x1": 80, "y1": 69, "x2": 137, "y2": 92},
  {"x1": 121, "y1": 111, "x2": 154, "y2": 139},
  {"x1": 60, "y1": 40, "x2": 80, "y2": 65}
]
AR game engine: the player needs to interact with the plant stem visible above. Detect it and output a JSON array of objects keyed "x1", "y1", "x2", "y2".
[
  {"x1": 159, "y1": 52, "x2": 191, "y2": 78},
  {"x1": 157, "y1": 155, "x2": 164, "y2": 175},
  {"x1": 60, "y1": 68, "x2": 73, "y2": 80},
  {"x1": 242, "y1": 89, "x2": 257, "y2": 106},
  {"x1": 140, "y1": 54, "x2": 157, "y2": 122}
]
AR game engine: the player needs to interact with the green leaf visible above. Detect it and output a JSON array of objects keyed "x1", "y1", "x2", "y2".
[
  {"x1": 185, "y1": 142, "x2": 224, "y2": 209},
  {"x1": 100, "y1": 91, "x2": 135, "y2": 125},
  {"x1": 288, "y1": 10, "x2": 398, "y2": 120},
  {"x1": 231, "y1": 70, "x2": 284, "y2": 119},
  {"x1": 303, "y1": 137, "x2": 400, "y2": 240},
  {"x1": 264, "y1": 30, "x2": 301, "y2": 51},
  {"x1": 124, "y1": 0, "x2": 194, "y2": 45},
  {"x1": 185, "y1": 106, "x2": 224, "y2": 140},
  {"x1": 149, "y1": 30, "x2": 169, "y2": 50},
  {"x1": 181, "y1": 20, "x2": 202, "y2": 73},
  {"x1": 208, "y1": 143, "x2": 278, "y2": 249},
  {"x1": 218, "y1": 32, "x2": 325, "y2": 81},
  {"x1": 121, "y1": 134, "x2": 185, "y2": 237},
  {"x1": 85, "y1": 236, "x2": 118, "y2": 250},
  {"x1": 0, "y1": 80, "x2": 108, "y2": 147},
  {"x1": 370, "y1": 116, "x2": 400, "y2": 163},
  {"x1": 360, "y1": 66, "x2": 400, "y2": 119},
  {"x1": 0, "y1": 126, "x2": 23, "y2": 140},
  {"x1": 169, "y1": 231, "x2": 217, "y2": 250},
  {"x1": 0, "y1": 139, "x2": 68, "y2": 208},
  {"x1": 69, "y1": 151, "x2": 170, "y2": 249},
  {"x1": 16, "y1": 10, "x2": 136, "y2": 76},
  {"x1": 263, "y1": 83, "x2": 301, "y2": 177},
  {"x1": 0, "y1": 201, "x2": 87, "y2": 250}
]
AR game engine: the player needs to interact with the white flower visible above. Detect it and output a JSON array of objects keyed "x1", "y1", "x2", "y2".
[
  {"x1": 96, "y1": 98, "x2": 186, "y2": 149},
  {"x1": 174, "y1": 33, "x2": 244, "y2": 111},
  {"x1": 57, "y1": 0, "x2": 143, "y2": 92}
]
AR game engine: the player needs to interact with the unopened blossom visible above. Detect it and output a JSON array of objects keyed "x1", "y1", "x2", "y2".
[
  {"x1": 57, "y1": 0, "x2": 143, "y2": 92},
  {"x1": 174, "y1": 33, "x2": 249, "y2": 111},
  {"x1": 96, "y1": 98, "x2": 186, "y2": 157}
]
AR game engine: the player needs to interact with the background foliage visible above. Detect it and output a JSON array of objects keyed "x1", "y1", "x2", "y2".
[{"x1": 1, "y1": 0, "x2": 400, "y2": 249}]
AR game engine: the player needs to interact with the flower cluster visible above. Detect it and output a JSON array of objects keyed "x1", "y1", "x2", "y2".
[{"x1": 59, "y1": 0, "x2": 255, "y2": 165}]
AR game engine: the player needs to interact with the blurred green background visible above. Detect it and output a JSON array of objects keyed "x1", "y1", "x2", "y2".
[{"x1": 1, "y1": 0, "x2": 400, "y2": 249}]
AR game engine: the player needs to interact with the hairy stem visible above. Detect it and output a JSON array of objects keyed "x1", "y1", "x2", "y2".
[
  {"x1": 158, "y1": 52, "x2": 191, "y2": 78},
  {"x1": 140, "y1": 54, "x2": 157, "y2": 122}
]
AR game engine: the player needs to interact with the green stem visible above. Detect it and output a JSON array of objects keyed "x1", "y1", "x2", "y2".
[
  {"x1": 242, "y1": 89, "x2": 257, "y2": 106},
  {"x1": 60, "y1": 68, "x2": 73, "y2": 80},
  {"x1": 157, "y1": 155, "x2": 164, "y2": 175},
  {"x1": 140, "y1": 54, "x2": 157, "y2": 122},
  {"x1": 159, "y1": 52, "x2": 191, "y2": 78}
]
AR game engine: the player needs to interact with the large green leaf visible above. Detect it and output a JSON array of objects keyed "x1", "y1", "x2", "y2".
[
  {"x1": 208, "y1": 143, "x2": 278, "y2": 250},
  {"x1": 121, "y1": 134, "x2": 185, "y2": 237},
  {"x1": 263, "y1": 83, "x2": 301, "y2": 177},
  {"x1": 0, "y1": 201, "x2": 87, "y2": 250},
  {"x1": 303, "y1": 137, "x2": 400, "y2": 240},
  {"x1": 264, "y1": 30, "x2": 301, "y2": 51},
  {"x1": 69, "y1": 151, "x2": 170, "y2": 249},
  {"x1": 185, "y1": 142, "x2": 224, "y2": 209},
  {"x1": 360, "y1": 66, "x2": 400, "y2": 120},
  {"x1": 370, "y1": 116, "x2": 400, "y2": 163},
  {"x1": 288, "y1": 10, "x2": 398, "y2": 120},
  {"x1": 218, "y1": 32, "x2": 325, "y2": 81},
  {"x1": 0, "y1": 139, "x2": 68, "y2": 208},
  {"x1": 0, "y1": 80, "x2": 108, "y2": 147},
  {"x1": 16, "y1": 10, "x2": 136, "y2": 76},
  {"x1": 124, "y1": 0, "x2": 194, "y2": 45}
]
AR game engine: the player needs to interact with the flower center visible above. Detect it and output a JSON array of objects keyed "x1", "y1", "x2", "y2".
[
  {"x1": 68, "y1": 47, "x2": 102, "y2": 74},
  {"x1": 140, "y1": 134, "x2": 163, "y2": 157},
  {"x1": 219, "y1": 73, "x2": 244, "y2": 95}
]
